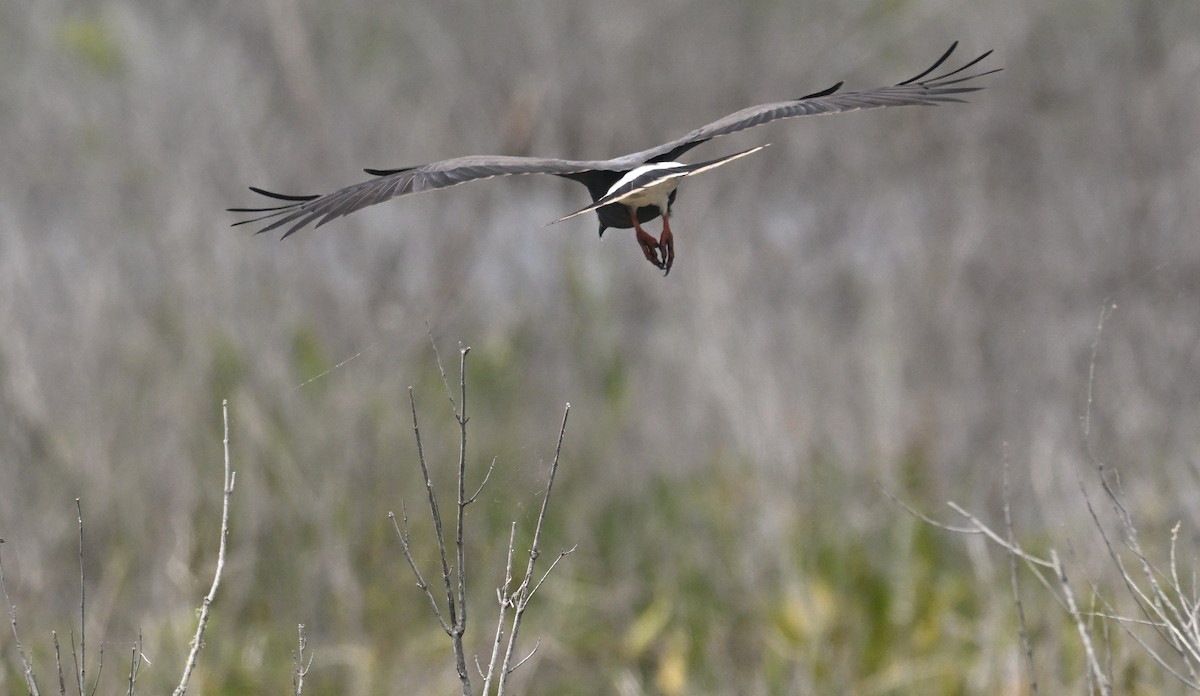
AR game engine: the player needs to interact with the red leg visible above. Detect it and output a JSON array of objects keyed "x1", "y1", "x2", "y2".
[
  {"x1": 631, "y1": 209, "x2": 664, "y2": 269},
  {"x1": 659, "y1": 214, "x2": 675, "y2": 276}
]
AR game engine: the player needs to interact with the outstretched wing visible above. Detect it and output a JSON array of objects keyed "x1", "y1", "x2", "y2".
[
  {"x1": 611, "y1": 41, "x2": 999, "y2": 165},
  {"x1": 229, "y1": 155, "x2": 614, "y2": 238}
]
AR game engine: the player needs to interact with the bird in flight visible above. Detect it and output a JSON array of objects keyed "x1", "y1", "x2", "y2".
[{"x1": 230, "y1": 43, "x2": 997, "y2": 275}]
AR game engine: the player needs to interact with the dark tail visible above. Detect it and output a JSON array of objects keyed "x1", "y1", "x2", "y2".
[{"x1": 557, "y1": 169, "x2": 626, "y2": 236}]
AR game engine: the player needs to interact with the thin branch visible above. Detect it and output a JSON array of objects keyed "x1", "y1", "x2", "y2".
[
  {"x1": 946, "y1": 502, "x2": 1056, "y2": 569},
  {"x1": 466, "y1": 457, "x2": 498, "y2": 506},
  {"x1": 410, "y1": 388, "x2": 457, "y2": 622},
  {"x1": 88, "y1": 643, "x2": 103, "y2": 696},
  {"x1": 427, "y1": 329, "x2": 457, "y2": 414},
  {"x1": 126, "y1": 632, "x2": 142, "y2": 696},
  {"x1": 1002, "y1": 450, "x2": 1039, "y2": 695},
  {"x1": 70, "y1": 633, "x2": 79, "y2": 696},
  {"x1": 1052, "y1": 549, "x2": 1112, "y2": 696},
  {"x1": 407, "y1": 383, "x2": 471, "y2": 695},
  {"x1": 482, "y1": 523, "x2": 518, "y2": 696},
  {"x1": 53, "y1": 631, "x2": 65, "y2": 696},
  {"x1": 1076, "y1": 420, "x2": 1200, "y2": 665},
  {"x1": 879, "y1": 485, "x2": 981, "y2": 534},
  {"x1": 529, "y1": 546, "x2": 578, "y2": 601},
  {"x1": 173, "y1": 400, "x2": 237, "y2": 696},
  {"x1": 389, "y1": 509, "x2": 450, "y2": 633},
  {"x1": 1081, "y1": 302, "x2": 1114, "y2": 463},
  {"x1": 398, "y1": 354, "x2": 573, "y2": 696},
  {"x1": 75, "y1": 499, "x2": 85, "y2": 696},
  {"x1": 496, "y1": 403, "x2": 571, "y2": 696},
  {"x1": 0, "y1": 539, "x2": 41, "y2": 696},
  {"x1": 292, "y1": 624, "x2": 312, "y2": 696},
  {"x1": 508, "y1": 638, "x2": 540, "y2": 673},
  {"x1": 452, "y1": 347, "x2": 472, "y2": 693},
  {"x1": 1102, "y1": 609, "x2": 1200, "y2": 690}
]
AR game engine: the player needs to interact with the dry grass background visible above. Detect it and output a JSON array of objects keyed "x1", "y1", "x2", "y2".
[{"x1": 2, "y1": 0, "x2": 1200, "y2": 693}]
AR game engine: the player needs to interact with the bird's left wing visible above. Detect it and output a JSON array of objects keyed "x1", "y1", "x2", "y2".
[
  {"x1": 229, "y1": 155, "x2": 612, "y2": 238},
  {"x1": 609, "y1": 42, "x2": 999, "y2": 167}
]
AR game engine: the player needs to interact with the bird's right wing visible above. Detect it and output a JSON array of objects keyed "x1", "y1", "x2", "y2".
[
  {"x1": 611, "y1": 42, "x2": 999, "y2": 166},
  {"x1": 229, "y1": 155, "x2": 612, "y2": 238}
]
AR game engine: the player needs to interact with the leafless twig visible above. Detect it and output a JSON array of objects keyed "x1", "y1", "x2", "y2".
[
  {"x1": 493, "y1": 404, "x2": 573, "y2": 696},
  {"x1": 1002, "y1": 449, "x2": 1039, "y2": 695},
  {"x1": 393, "y1": 346, "x2": 474, "y2": 696},
  {"x1": 53, "y1": 631, "x2": 65, "y2": 696},
  {"x1": 173, "y1": 400, "x2": 237, "y2": 696},
  {"x1": 292, "y1": 624, "x2": 312, "y2": 696},
  {"x1": 912, "y1": 298, "x2": 1200, "y2": 693},
  {"x1": 395, "y1": 347, "x2": 574, "y2": 695},
  {"x1": 126, "y1": 632, "x2": 143, "y2": 696},
  {"x1": 0, "y1": 539, "x2": 42, "y2": 696},
  {"x1": 1051, "y1": 549, "x2": 1112, "y2": 695}
]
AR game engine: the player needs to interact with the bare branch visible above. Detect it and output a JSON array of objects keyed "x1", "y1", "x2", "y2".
[
  {"x1": 53, "y1": 631, "x2": 65, "y2": 696},
  {"x1": 1052, "y1": 550, "x2": 1112, "y2": 696},
  {"x1": 292, "y1": 624, "x2": 312, "y2": 696},
  {"x1": 426, "y1": 330, "x2": 457, "y2": 415},
  {"x1": 0, "y1": 539, "x2": 41, "y2": 696},
  {"x1": 173, "y1": 400, "x2": 237, "y2": 696},
  {"x1": 529, "y1": 546, "x2": 578, "y2": 601},
  {"x1": 1002, "y1": 451, "x2": 1039, "y2": 695},
  {"x1": 452, "y1": 346, "x2": 472, "y2": 688},
  {"x1": 406, "y1": 375, "x2": 471, "y2": 696},
  {"x1": 389, "y1": 510, "x2": 450, "y2": 633},
  {"x1": 878, "y1": 485, "x2": 981, "y2": 534},
  {"x1": 398, "y1": 355, "x2": 573, "y2": 696},
  {"x1": 945, "y1": 502, "x2": 1056, "y2": 569},
  {"x1": 496, "y1": 403, "x2": 571, "y2": 696},
  {"x1": 1081, "y1": 302, "x2": 1115, "y2": 463},
  {"x1": 75, "y1": 499, "x2": 85, "y2": 696},
  {"x1": 70, "y1": 633, "x2": 80, "y2": 696},
  {"x1": 509, "y1": 638, "x2": 540, "y2": 673},
  {"x1": 88, "y1": 643, "x2": 104, "y2": 696},
  {"x1": 466, "y1": 457, "x2": 498, "y2": 507},
  {"x1": 482, "y1": 523, "x2": 518, "y2": 696},
  {"x1": 126, "y1": 633, "x2": 143, "y2": 696},
  {"x1": 1103, "y1": 610, "x2": 1200, "y2": 690}
]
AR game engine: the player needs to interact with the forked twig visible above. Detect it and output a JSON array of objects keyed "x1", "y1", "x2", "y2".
[
  {"x1": 398, "y1": 376, "x2": 472, "y2": 696},
  {"x1": 494, "y1": 404, "x2": 573, "y2": 696},
  {"x1": 396, "y1": 346, "x2": 574, "y2": 696},
  {"x1": 126, "y1": 632, "x2": 143, "y2": 696}
]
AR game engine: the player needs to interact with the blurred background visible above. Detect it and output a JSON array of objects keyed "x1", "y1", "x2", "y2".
[{"x1": 2, "y1": 0, "x2": 1199, "y2": 693}]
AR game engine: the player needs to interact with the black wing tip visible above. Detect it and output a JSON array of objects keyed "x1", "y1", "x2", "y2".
[
  {"x1": 363, "y1": 165, "x2": 416, "y2": 176},
  {"x1": 247, "y1": 186, "x2": 320, "y2": 202},
  {"x1": 798, "y1": 81, "x2": 843, "y2": 100},
  {"x1": 895, "y1": 41, "x2": 997, "y2": 87},
  {"x1": 228, "y1": 186, "x2": 321, "y2": 232}
]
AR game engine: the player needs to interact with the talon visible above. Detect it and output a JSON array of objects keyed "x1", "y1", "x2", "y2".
[
  {"x1": 659, "y1": 214, "x2": 675, "y2": 276},
  {"x1": 631, "y1": 210, "x2": 665, "y2": 269}
]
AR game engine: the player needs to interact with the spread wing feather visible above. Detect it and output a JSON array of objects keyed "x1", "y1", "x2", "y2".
[{"x1": 229, "y1": 42, "x2": 997, "y2": 237}]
